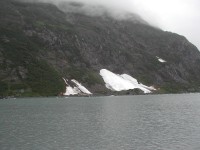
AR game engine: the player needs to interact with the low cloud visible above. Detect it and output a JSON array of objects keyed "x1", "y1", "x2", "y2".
[
  {"x1": 20, "y1": 0, "x2": 145, "y2": 22},
  {"x1": 19, "y1": 0, "x2": 200, "y2": 50}
]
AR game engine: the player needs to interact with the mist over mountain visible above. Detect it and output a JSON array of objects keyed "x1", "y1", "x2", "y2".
[
  {"x1": 17, "y1": 0, "x2": 200, "y2": 52},
  {"x1": 1, "y1": 0, "x2": 200, "y2": 97},
  {"x1": 18, "y1": 0, "x2": 148, "y2": 24}
]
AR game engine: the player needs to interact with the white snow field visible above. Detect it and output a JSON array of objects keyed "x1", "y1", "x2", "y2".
[{"x1": 100, "y1": 69, "x2": 156, "y2": 93}]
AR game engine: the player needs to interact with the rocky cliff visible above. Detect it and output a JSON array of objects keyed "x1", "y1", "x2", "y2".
[{"x1": 1, "y1": 0, "x2": 200, "y2": 97}]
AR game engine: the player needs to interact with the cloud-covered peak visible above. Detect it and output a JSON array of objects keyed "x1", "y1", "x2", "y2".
[
  {"x1": 18, "y1": 0, "x2": 147, "y2": 23},
  {"x1": 18, "y1": 0, "x2": 200, "y2": 50}
]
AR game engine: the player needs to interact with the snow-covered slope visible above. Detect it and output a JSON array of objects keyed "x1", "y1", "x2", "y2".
[
  {"x1": 65, "y1": 86, "x2": 80, "y2": 96},
  {"x1": 71, "y1": 79, "x2": 92, "y2": 95},
  {"x1": 120, "y1": 74, "x2": 154, "y2": 93},
  {"x1": 63, "y1": 78, "x2": 92, "y2": 96},
  {"x1": 100, "y1": 69, "x2": 155, "y2": 93}
]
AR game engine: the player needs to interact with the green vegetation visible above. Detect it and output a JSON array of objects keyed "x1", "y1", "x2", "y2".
[
  {"x1": 0, "y1": 81, "x2": 8, "y2": 97},
  {"x1": 34, "y1": 20, "x2": 72, "y2": 32},
  {"x1": 138, "y1": 75, "x2": 153, "y2": 85},
  {"x1": 65, "y1": 67, "x2": 104, "y2": 87},
  {"x1": 26, "y1": 60, "x2": 65, "y2": 96},
  {"x1": 156, "y1": 83, "x2": 189, "y2": 94},
  {"x1": 0, "y1": 27, "x2": 65, "y2": 97}
]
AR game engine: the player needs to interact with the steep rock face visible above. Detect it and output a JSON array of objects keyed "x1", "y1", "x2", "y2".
[{"x1": 0, "y1": 0, "x2": 200, "y2": 96}]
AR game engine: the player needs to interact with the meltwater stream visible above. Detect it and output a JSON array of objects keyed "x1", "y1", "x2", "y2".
[{"x1": 1, "y1": 94, "x2": 200, "y2": 150}]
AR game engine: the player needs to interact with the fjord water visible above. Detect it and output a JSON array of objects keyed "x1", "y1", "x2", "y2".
[{"x1": 1, "y1": 94, "x2": 200, "y2": 150}]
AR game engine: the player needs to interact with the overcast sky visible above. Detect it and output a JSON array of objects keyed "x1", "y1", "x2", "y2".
[
  {"x1": 32, "y1": 0, "x2": 200, "y2": 50},
  {"x1": 131, "y1": 0, "x2": 200, "y2": 50}
]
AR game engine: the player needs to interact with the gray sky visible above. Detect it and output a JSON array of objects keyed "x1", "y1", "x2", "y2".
[
  {"x1": 29, "y1": 0, "x2": 200, "y2": 50},
  {"x1": 131, "y1": 0, "x2": 200, "y2": 50}
]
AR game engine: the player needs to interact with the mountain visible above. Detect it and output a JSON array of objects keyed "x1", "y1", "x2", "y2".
[{"x1": 1, "y1": 0, "x2": 200, "y2": 97}]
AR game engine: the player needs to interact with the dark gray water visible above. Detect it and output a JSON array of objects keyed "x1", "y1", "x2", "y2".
[{"x1": 1, "y1": 94, "x2": 200, "y2": 150}]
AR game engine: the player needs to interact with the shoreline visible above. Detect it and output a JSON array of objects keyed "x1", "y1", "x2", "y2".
[{"x1": 1, "y1": 92, "x2": 200, "y2": 100}]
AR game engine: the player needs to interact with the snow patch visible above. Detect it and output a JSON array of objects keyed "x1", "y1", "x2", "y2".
[
  {"x1": 100, "y1": 69, "x2": 155, "y2": 93},
  {"x1": 63, "y1": 78, "x2": 68, "y2": 85},
  {"x1": 64, "y1": 86, "x2": 80, "y2": 96},
  {"x1": 63, "y1": 78, "x2": 92, "y2": 96},
  {"x1": 100, "y1": 69, "x2": 134, "y2": 91},
  {"x1": 156, "y1": 56, "x2": 167, "y2": 63},
  {"x1": 71, "y1": 79, "x2": 92, "y2": 95},
  {"x1": 120, "y1": 74, "x2": 153, "y2": 93}
]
